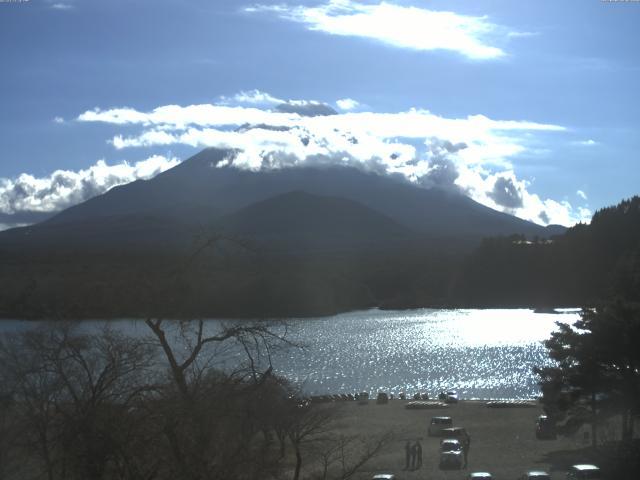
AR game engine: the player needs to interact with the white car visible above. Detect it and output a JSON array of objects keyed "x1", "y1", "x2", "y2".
[
  {"x1": 439, "y1": 438, "x2": 464, "y2": 469},
  {"x1": 372, "y1": 475, "x2": 395, "y2": 480},
  {"x1": 521, "y1": 471, "x2": 551, "y2": 480},
  {"x1": 567, "y1": 464, "x2": 601, "y2": 479},
  {"x1": 469, "y1": 473, "x2": 492, "y2": 480},
  {"x1": 428, "y1": 416, "x2": 453, "y2": 436}
]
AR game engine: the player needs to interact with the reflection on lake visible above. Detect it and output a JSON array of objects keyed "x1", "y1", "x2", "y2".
[
  {"x1": 275, "y1": 308, "x2": 579, "y2": 399},
  {"x1": 0, "y1": 308, "x2": 580, "y2": 399}
]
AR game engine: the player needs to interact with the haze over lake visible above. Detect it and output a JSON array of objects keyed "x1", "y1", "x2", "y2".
[{"x1": 1, "y1": 308, "x2": 579, "y2": 399}]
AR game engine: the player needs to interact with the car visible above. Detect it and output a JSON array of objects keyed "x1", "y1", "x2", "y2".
[
  {"x1": 371, "y1": 474, "x2": 395, "y2": 480},
  {"x1": 567, "y1": 464, "x2": 601, "y2": 479},
  {"x1": 376, "y1": 392, "x2": 389, "y2": 404},
  {"x1": 468, "y1": 473, "x2": 492, "y2": 480},
  {"x1": 441, "y1": 427, "x2": 470, "y2": 445},
  {"x1": 437, "y1": 389, "x2": 460, "y2": 403},
  {"x1": 535, "y1": 414, "x2": 557, "y2": 439},
  {"x1": 445, "y1": 390, "x2": 459, "y2": 403},
  {"x1": 439, "y1": 438, "x2": 464, "y2": 469},
  {"x1": 521, "y1": 471, "x2": 551, "y2": 480},
  {"x1": 357, "y1": 392, "x2": 369, "y2": 405},
  {"x1": 428, "y1": 416, "x2": 453, "y2": 436}
]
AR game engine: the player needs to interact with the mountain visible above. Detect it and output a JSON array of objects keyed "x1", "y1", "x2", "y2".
[
  {"x1": 0, "y1": 148, "x2": 573, "y2": 318},
  {"x1": 19, "y1": 148, "x2": 560, "y2": 250},
  {"x1": 216, "y1": 190, "x2": 414, "y2": 253}
]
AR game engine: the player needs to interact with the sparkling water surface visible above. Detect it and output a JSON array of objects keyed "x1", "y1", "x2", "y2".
[
  {"x1": 273, "y1": 308, "x2": 579, "y2": 399},
  {"x1": 0, "y1": 308, "x2": 580, "y2": 400}
]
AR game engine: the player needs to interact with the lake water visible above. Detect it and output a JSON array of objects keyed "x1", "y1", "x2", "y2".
[{"x1": 0, "y1": 308, "x2": 580, "y2": 400}]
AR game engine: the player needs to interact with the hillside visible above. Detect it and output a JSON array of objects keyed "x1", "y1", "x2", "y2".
[{"x1": 453, "y1": 196, "x2": 640, "y2": 307}]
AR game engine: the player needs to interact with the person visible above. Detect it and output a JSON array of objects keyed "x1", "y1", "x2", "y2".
[
  {"x1": 404, "y1": 440, "x2": 411, "y2": 470},
  {"x1": 410, "y1": 442, "x2": 417, "y2": 470},
  {"x1": 416, "y1": 439, "x2": 423, "y2": 468},
  {"x1": 463, "y1": 434, "x2": 471, "y2": 468}
]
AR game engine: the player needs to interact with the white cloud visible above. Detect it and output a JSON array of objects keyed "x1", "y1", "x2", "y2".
[
  {"x1": 507, "y1": 31, "x2": 538, "y2": 38},
  {"x1": 573, "y1": 139, "x2": 598, "y2": 146},
  {"x1": 0, "y1": 155, "x2": 180, "y2": 216},
  {"x1": 577, "y1": 189, "x2": 588, "y2": 200},
  {"x1": 336, "y1": 98, "x2": 360, "y2": 111},
  {"x1": 51, "y1": 3, "x2": 73, "y2": 10},
  {"x1": 53, "y1": 116, "x2": 65, "y2": 124},
  {"x1": 76, "y1": 93, "x2": 591, "y2": 226},
  {"x1": 219, "y1": 89, "x2": 284, "y2": 106},
  {"x1": 246, "y1": 0, "x2": 507, "y2": 60}
]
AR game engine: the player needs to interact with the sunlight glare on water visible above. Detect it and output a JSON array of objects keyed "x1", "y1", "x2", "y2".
[
  {"x1": 0, "y1": 308, "x2": 580, "y2": 400},
  {"x1": 273, "y1": 308, "x2": 579, "y2": 400}
]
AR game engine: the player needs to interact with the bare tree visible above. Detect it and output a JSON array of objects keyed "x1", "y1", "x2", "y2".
[{"x1": 0, "y1": 324, "x2": 158, "y2": 480}]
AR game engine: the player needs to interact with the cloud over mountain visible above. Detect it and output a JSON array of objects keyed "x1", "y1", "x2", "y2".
[
  {"x1": 0, "y1": 155, "x2": 179, "y2": 230},
  {"x1": 74, "y1": 91, "x2": 590, "y2": 226},
  {"x1": 3, "y1": 89, "x2": 591, "y2": 229}
]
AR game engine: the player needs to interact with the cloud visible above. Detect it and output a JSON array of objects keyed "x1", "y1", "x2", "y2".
[
  {"x1": 577, "y1": 189, "x2": 588, "y2": 200},
  {"x1": 573, "y1": 139, "x2": 598, "y2": 147},
  {"x1": 75, "y1": 94, "x2": 592, "y2": 226},
  {"x1": 488, "y1": 175, "x2": 524, "y2": 209},
  {"x1": 336, "y1": 98, "x2": 360, "y2": 111},
  {"x1": 245, "y1": 0, "x2": 508, "y2": 60},
  {"x1": 51, "y1": 3, "x2": 74, "y2": 10},
  {"x1": 275, "y1": 100, "x2": 338, "y2": 116},
  {"x1": 0, "y1": 155, "x2": 180, "y2": 220},
  {"x1": 53, "y1": 116, "x2": 65, "y2": 124},
  {"x1": 507, "y1": 31, "x2": 538, "y2": 38},
  {"x1": 219, "y1": 89, "x2": 284, "y2": 106}
]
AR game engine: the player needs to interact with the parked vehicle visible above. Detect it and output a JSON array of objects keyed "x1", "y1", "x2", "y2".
[
  {"x1": 445, "y1": 390, "x2": 459, "y2": 403},
  {"x1": 428, "y1": 416, "x2": 453, "y2": 436},
  {"x1": 376, "y1": 392, "x2": 389, "y2": 404},
  {"x1": 468, "y1": 473, "x2": 492, "y2": 480},
  {"x1": 521, "y1": 471, "x2": 551, "y2": 480},
  {"x1": 439, "y1": 439, "x2": 464, "y2": 469},
  {"x1": 441, "y1": 427, "x2": 470, "y2": 445},
  {"x1": 567, "y1": 464, "x2": 601, "y2": 479},
  {"x1": 371, "y1": 474, "x2": 395, "y2": 480},
  {"x1": 357, "y1": 392, "x2": 369, "y2": 405},
  {"x1": 535, "y1": 414, "x2": 557, "y2": 439}
]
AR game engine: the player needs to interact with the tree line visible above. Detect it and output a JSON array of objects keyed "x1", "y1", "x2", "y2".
[{"x1": 0, "y1": 320, "x2": 393, "y2": 480}]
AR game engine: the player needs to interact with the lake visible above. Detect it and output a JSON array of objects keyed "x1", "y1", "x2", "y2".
[{"x1": 0, "y1": 308, "x2": 580, "y2": 400}]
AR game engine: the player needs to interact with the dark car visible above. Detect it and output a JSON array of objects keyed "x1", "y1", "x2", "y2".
[
  {"x1": 439, "y1": 439, "x2": 464, "y2": 469},
  {"x1": 535, "y1": 415, "x2": 557, "y2": 439},
  {"x1": 441, "y1": 427, "x2": 470, "y2": 445},
  {"x1": 428, "y1": 416, "x2": 453, "y2": 436},
  {"x1": 567, "y1": 464, "x2": 601, "y2": 479}
]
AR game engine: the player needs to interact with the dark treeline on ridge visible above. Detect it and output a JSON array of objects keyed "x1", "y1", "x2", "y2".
[
  {"x1": 0, "y1": 195, "x2": 638, "y2": 319},
  {"x1": 454, "y1": 196, "x2": 640, "y2": 308}
]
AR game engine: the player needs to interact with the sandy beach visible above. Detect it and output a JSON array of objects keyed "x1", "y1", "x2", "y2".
[{"x1": 328, "y1": 399, "x2": 599, "y2": 480}]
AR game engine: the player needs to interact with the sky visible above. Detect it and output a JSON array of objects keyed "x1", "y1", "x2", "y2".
[{"x1": 1, "y1": 0, "x2": 639, "y2": 230}]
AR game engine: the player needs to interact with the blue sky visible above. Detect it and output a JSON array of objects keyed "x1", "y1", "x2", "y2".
[{"x1": 1, "y1": 0, "x2": 639, "y2": 228}]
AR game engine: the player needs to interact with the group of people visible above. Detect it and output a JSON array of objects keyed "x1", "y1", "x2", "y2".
[
  {"x1": 403, "y1": 440, "x2": 423, "y2": 470},
  {"x1": 403, "y1": 433, "x2": 471, "y2": 470}
]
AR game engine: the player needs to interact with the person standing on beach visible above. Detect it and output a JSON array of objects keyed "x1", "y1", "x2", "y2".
[
  {"x1": 404, "y1": 441, "x2": 411, "y2": 470},
  {"x1": 410, "y1": 442, "x2": 417, "y2": 469},
  {"x1": 416, "y1": 440, "x2": 423, "y2": 468},
  {"x1": 463, "y1": 433, "x2": 471, "y2": 468}
]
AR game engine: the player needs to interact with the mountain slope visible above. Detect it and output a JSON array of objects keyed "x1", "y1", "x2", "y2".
[
  {"x1": 39, "y1": 148, "x2": 560, "y2": 241},
  {"x1": 216, "y1": 190, "x2": 415, "y2": 252}
]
